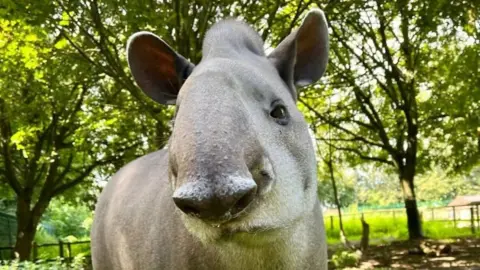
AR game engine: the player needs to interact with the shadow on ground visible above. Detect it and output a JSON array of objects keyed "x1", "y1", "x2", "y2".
[{"x1": 330, "y1": 237, "x2": 480, "y2": 269}]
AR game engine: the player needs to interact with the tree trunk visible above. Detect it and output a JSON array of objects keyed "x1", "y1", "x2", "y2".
[
  {"x1": 327, "y1": 160, "x2": 353, "y2": 248},
  {"x1": 360, "y1": 215, "x2": 370, "y2": 251},
  {"x1": 399, "y1": 167, "x2": 423, "y2": 240},
  {"x1": 13, "y1": 197, "x2": 48, "y2": 261},
  {"x1": 327, "y1": 160, "x2": 344, "y2": 232},
  {"x1": 13, "y1": 224, "x2": 36, "y2": 261}
]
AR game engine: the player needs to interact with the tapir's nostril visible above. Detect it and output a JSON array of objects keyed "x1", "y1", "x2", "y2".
[
  {"x1": 231, "y1": 187, "x2": 256, "y2": 214},
  {"x1": 172, "y1": 197, "x2": 203, "y2": 217},
  {"x1": 172, "y1": 179, "x2": 257, "y2": 220}
]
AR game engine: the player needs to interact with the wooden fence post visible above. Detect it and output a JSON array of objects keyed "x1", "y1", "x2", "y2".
[
  {"x1": 431, "y1": 208, "x2": 435, "y2": 220},
  {"x1": 471, "y1": 207, "x2": 476, "y2": 234},
  {"x1": 67, "y1": 242, "x2": 72, "y2": 262},
  {"x1": 453, "y1": 206, "x2": 456, "y2": 228},
  {"x1": 330, "y1": 216, "x2": 334, "y2": 230},
  {"x1": 476, "y1": 204, "x2": 480, "y2": 228},
  {"x1": 59, "y1": 240, "x2": 64, "y2": 259}
]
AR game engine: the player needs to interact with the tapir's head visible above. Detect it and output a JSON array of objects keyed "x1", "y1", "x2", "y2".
[{"x1": 126, "y1": 9, "x2": 328, "y2": 243}]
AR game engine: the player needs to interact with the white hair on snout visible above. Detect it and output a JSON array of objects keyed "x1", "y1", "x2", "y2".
[
  {"x1": 177, "y1": 182, "x2": 314, "y2": 269},
  {"x1": 179, "y1": 188, "x2": 298, "y2": 246}
]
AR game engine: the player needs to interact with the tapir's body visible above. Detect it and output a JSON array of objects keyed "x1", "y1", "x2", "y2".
[
  {"x1": 92, "y1": 9, "x2": 330, "y2": 270},
  {"x1": 92, "y1": 150, "x2": 327, "y2": 269}
]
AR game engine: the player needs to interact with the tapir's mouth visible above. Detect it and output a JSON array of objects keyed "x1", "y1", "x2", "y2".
[
  {"x1": 207, "y1": 209, "x2": 281, "y2": 236},
  {"x1": 216, "y1": 223, "x2": 285, "y2": 245},
  {"x1": 179, "y1": 193, "x2": 286, "y2": 244},
  {"x1": 204, "y1": 194, "x2": 261, "y2": 224},
  {"x1": 180, "y1": 204, "x2": 285, "y2": 245},
  {"x1": 221, "y1": 224, "x2": 277, "y2": 235}
]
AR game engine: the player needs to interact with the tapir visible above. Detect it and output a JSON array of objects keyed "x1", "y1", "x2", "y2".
[{"x1": 91, "y1": 8, "x2": 329, "y2": 270}]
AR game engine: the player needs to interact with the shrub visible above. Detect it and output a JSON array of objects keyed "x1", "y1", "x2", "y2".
[
  {"x1": 0, "y1": 254, "x2": 87, "y2": 270},
  {"x1": 330, "y1": 249, "x2": 362, "y2": 269}
]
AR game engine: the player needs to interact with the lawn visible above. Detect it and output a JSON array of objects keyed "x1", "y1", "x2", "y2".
[{"x1": 324, "y1": 211, "x2": 480, "y2": 245}]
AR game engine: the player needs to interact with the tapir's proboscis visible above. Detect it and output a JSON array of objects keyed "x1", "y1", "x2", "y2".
[{"x1": 91, "y1": 8, "x2": 329, "y2": 270}]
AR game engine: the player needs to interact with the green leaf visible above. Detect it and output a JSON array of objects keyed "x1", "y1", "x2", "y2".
[
  {"x1": 59, "y1": 11, "x2": 70, "y2": 26},
  {"x1": 26, "y1": 33, "x2": 39, "y2": 42},
  {"x1": 54, "y1": 38, "x2": 68, "y2": 49}
]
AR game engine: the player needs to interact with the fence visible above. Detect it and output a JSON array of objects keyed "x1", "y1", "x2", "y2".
[
  {"x1": 0, "y1": 240, "x2": 90, "y2": 262},
  {"x1": 323, "y1": 204, "x2": 480, "y2": 239},
  {"x1": 0, "y1": 212, "x2": 16, "y2": 248}
]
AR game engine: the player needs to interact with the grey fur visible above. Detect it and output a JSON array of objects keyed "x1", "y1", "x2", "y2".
[{"x1": 91, "y1": 9, "x2": 329, "y2": 270}]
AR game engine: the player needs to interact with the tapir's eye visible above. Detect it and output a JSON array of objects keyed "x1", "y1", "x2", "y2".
[{"x1": 270, "y1": 102, "x2": 289, "y2": 125}]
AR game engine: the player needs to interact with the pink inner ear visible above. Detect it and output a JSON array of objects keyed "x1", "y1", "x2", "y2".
[
  {"x1": 296, "y1": 16, "x2": 320, "y2": 57},
  {"x1": 146, "y1": 40, "x2": 177, "y2": 81},
  {"x1": 134, "y1": 36, "x2": 180, "y2": 94}
]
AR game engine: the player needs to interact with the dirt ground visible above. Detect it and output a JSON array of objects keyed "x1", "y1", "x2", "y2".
[{"x1": 330, "y1": 237, "x2": 480, "y2": 269}]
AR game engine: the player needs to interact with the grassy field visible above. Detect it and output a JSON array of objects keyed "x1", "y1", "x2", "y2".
[{"x1": 324, "y1": 211, "x2": 480, "y2": 245}]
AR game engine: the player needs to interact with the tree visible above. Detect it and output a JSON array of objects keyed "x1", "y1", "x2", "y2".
[
  {"x1": 320, "y1": 144, "x2": 353, "y2": 247},
  {"x1": 9, "y1": 0, "x2": 320, "y2": 150},
  {"x1": 0, "y1": 18, "x2": 151, "y2": 260},
  {"x1": 302, "y1": 0, "x2": 478, "y2": 239},
  {"x1": 354, "y1": 164, "x2": 403, "y2": 207},
  {"x1": 416, "y1": 165, "x2": 480, "y2": 203}
]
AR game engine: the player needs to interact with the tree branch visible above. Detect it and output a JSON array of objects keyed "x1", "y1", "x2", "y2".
[
  {"x1": 300, "y1": 99, "x2": 389, "y2": 150},
  {"x1": 277, "y1": 0, "x2": 309, "y2": 42},
  {"x1": 327, "y1": 35, "x2": 397, "y2": 156},
  {"x1": 27, "y1": 114, "x2": 55, "y2": 187},
  {"x1": 324, "y1": 142, "x2": 395, "y2": 166},
  {"x1": 375, "y1": 0, "x2": 407, "y2": 101},
  {"x1": 50, "y1": 161, "x2": 100, "y2": 198},
  {"x1": 330, "y1": 21, "x2": 399, "y2": 108},
  {"x1": 261, "y1": 0, "x2": 283, "y2": 41},
  {"x1": 57, "y1": 84, "x2": 87, "y2": 140},
  {"x1": 58, "y1": 29, "x2": 112, "y2": 76},
  {"x1": 0, "y1": 98, "x2": 23, "y2": 195},
  {"x1": 35, "y1": 156, "x2": 60, "y2": 203},
  {"x1": 51, "y1": 141, "x2": 142, "y2": 197},
  {"x1": 89, "y1": 0, "x2": 125, "y2": 76},
  {"x1": 55, "y1": 153, "x2": 75, "y2": 184}
]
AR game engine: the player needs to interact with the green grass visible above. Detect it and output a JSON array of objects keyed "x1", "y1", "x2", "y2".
[
  {"x1": 325, "y1": 214, "x2": 408, "y2": 245},
  {"x1": 423, "y1": 220, "x2": 478, "y2": 239},
  {"x1": 324, "y1": 213, "x2": 480, "y2": 245}
]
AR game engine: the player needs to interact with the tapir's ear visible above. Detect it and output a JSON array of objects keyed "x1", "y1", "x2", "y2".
[
  {"x1": 126, "y1": 31, "x2": 195, "y2": 105},
  {"x1": 267, "y1": 9, "x2": 329, "y2": 99}
]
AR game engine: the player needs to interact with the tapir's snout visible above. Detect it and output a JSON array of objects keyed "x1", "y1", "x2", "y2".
[{"x1": 172, "y1": 177, "x2": 257, "y2": 220}]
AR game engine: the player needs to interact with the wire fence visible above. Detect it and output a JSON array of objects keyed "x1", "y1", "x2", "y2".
[
  {"x1": 0, "y1": 240, "x2": 90, "y2": 262},
  {"x1": 323, "y1": 204, "x2": 480, "y2": 240},
  {"x1": 0, "y1": 212, "x2": 16, "y2": 248}
]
